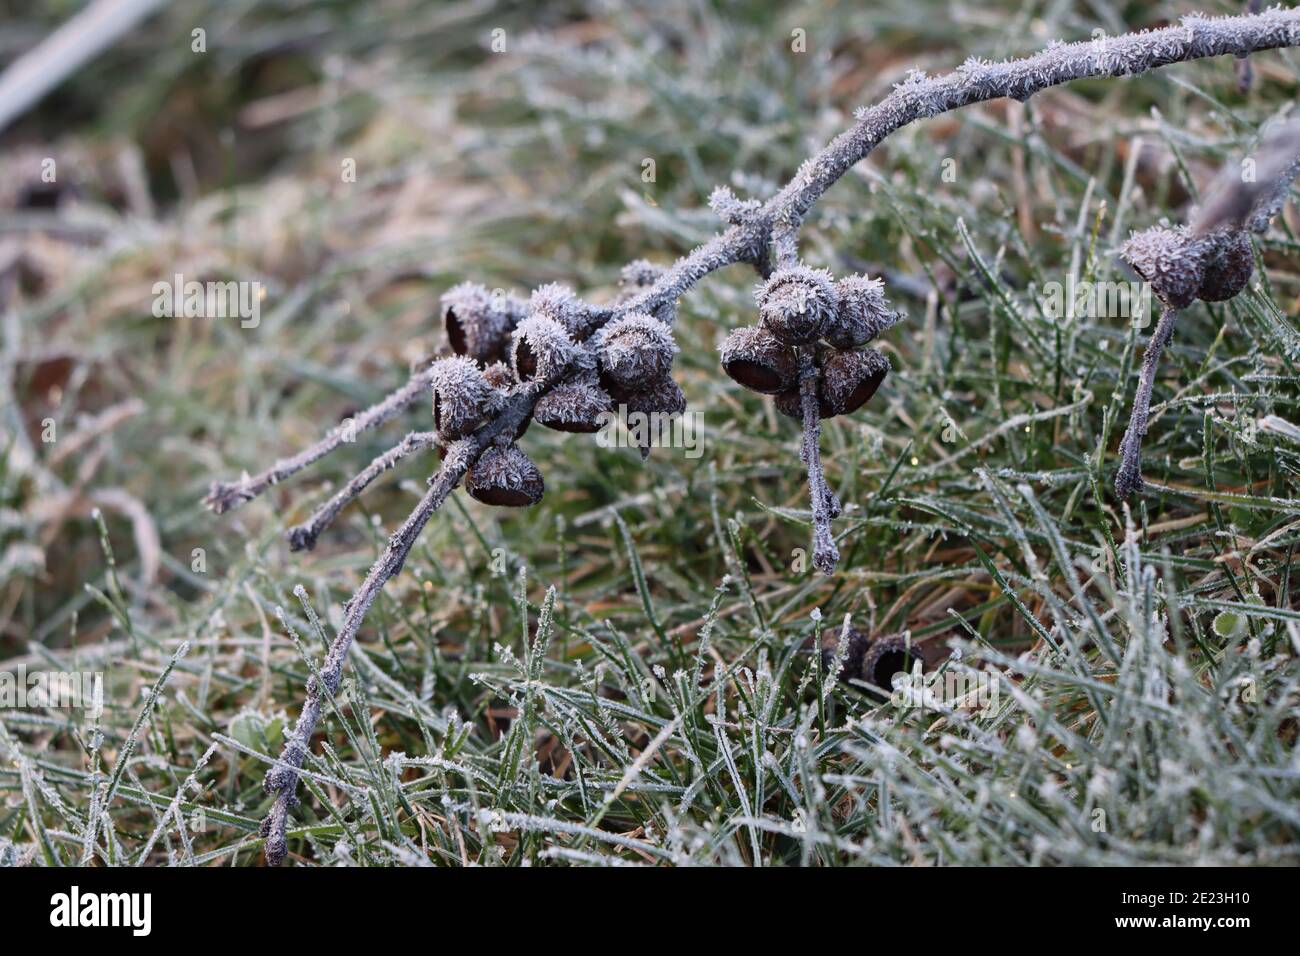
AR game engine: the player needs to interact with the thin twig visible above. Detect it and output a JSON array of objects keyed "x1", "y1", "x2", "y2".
[
  {"x1": 286, "y1": 430, "x2": 439, "y2": 551},
  {"x1": 204, "y1": 366, "x2": 437, "y2": 514},
  {"x1": 1115, "y1": 306, "x2": 1179, "y2": 499},
  {"x1": 798, "y1": 349, "x2": 839, "y2": 574}
]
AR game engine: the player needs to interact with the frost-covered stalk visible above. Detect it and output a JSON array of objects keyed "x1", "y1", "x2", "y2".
[
  {"x1": 205, "y1": 6, "x2": 1300, "y2": 863},
  {"x1": 797, "y1": 349, "x2": 839, "y2": 574},
  {"x1": 1114, "y1": 306, "x2": 1179, "y2": 499}
]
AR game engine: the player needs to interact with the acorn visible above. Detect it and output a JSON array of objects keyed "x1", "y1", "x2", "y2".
[
  {"x1": 510, "y1": 315, "x2": 577, "y2": 383},
  {"x1": 530, "y1": 282, "x2": 594, "y2": 339},
  {"x1": 431, "y1": 356, "x2": 500, "y2": 439},
  {"x1": 719, "y1": 324, "x2": 798, "y2": 394},
  {"x1": 620, "y1": 375, "x2": 687, "y2": 418},
  {"x1": 614, "y1": 375, "x2": 686, "y2": 460},
  {"x1": 756, "y1": 265, "x2": 838, "y2": 345},
  {"x1": 1196, "y1": 229, "x2": 1254, "y2": 302},
  {"x1": 596, "y1": 313, "x2": 677, "y2": 391},
  {"x1": 534, "y1": 376, "x2": 613, "y2": 433},
  {"x1": 466, "y1": 443, "x2": 544, "y2": 507},
  {"x1": 818, "y1": 347, "x2": 889, "y2": 416},
  {"x1": 774, "y1": 348, "x2": 888, "y2": 420},
  {"x1": 442, "y1": 282, "x2": 524, "y2": 364},
  {"x1": 1120, "y1": 225, "x2": 1206, "y2": 310},
  {"x1": 827, "y1": 274, "x2": 898, "y2": 348},
  {"x1": 861, "y1": 634, "x2": 924, "y2": 691}
]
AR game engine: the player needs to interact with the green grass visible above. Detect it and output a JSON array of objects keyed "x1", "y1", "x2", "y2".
[{"x1": 1, "y1": 0, "x2": 1298, "y2": 866}]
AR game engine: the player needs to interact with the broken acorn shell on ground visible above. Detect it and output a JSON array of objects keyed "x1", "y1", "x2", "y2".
[
  {"x1": 757, "y1": 265, "x2": 839, "y2": 346},
  {"x1": 596, "y1": 312, "x2": 677, "y2": 391},
  {"x1": 431, "y1": 356, "x2": 500, "y2": 439},
  {"x1": 861, "y1": 634, "x2": 925, "y2": 690},
  {"x1": 719, "y1": 324, "x2": 798, "y2": 394},
  {"x1": 533, "y1": 375, "x2": 613, "y2": 433},
  {"x1": 820, "y1": 630, "x2": 924, "y2": 690},
  {"x1": 465, "y1": 442, "x2": 544, "y2": 507}
]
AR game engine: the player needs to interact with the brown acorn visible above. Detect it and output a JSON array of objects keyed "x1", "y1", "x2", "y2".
[
  {"x1": 597, "y1": 313, "x2": 677, "y2": 391},
  {"x1": 431, "y1": 356, "x2": 500, "y2": 439},
  {"x1": 818, "y1": 347, "x2": 889, "y2": 416},
  {"x1": 442, "y1": 283, "x2": 524, "y2": 364},
  {"x1": 774, "y1": 348, "x2": 888, "y2": 420},
  {"x1": 1196, "y1": 229, "x2": 1254, "y2": 302},
  {"x1": 756, "y1": 265, "x2": 838, "y2": 345},
  {"x1": 827, "y1": 274, "x2": 898, "y2": 348},
  {"x1": 1120, "y1": 225, "x2": 1206, "y2": 309},
  {"x1": 620, "y1": 375, "x2": 687, "y2": 418},
  {"x1": 466, "y1": 443, "x2": 544, "y2": 507},
  {"x1": 534, "y1": 376, "x2": 613, "y2": 433},
  {"x1": 510, "y1": 316, "x2": 577, "y2": 383},
  {"x1": 719, "y1": 324, "x2": 798, "y2": 394}
]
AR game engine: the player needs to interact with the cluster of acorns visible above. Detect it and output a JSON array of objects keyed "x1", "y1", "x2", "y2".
[
  {"x1": 1119, "y1": 223, "x2": 1254, "y2": 309},
  {"x1": 719, "y1": 265, "x2": 898, "y2": 419},
  {"x1": 431, "y1": 262, "x2": 684, "y2": 507}
]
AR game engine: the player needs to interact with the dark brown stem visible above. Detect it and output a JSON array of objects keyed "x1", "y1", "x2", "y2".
[{"x1": 1115, "y1": 306, "x2": 1179, "y2": 499}]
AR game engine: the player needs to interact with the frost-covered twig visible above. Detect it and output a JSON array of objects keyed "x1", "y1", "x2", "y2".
[
  {"x1": 286, "y1": 430, "x2": 439, "y2": 552},
  {"x1": 1115, "y1": 306, "x2": 1179, "y2": 500},
  {"x1": 203, "y1": 366, "x2": 437, "y2": 514}
]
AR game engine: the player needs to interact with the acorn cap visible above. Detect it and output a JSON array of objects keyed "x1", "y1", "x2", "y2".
[
  {"x1": 442, "y1": 282, "x2": 524, "y2": 364},
  {"x1": 862, "y1": 634, "x2": 924, "y2": 690},
  {"x1": 466, "y1": 443, "x2": 544, "y2": 507},
  {"x1": 530, "y1": 282, "x2": 594, "y2": 339},
  {"x1": 819, "y1": 347, "x2": 889, "y2": 416},
  {"x1": 510, "y1": 315, "x2": 577, "y2": 384},
  {"x1": 534, "y1": 376, "x2": 613, "y2": 433},
  {"x1": 1196, "y1": 229, "x2": 1254, "y2": 302},
  {"x1": 431, "y1": 356, "x2": 500, "y2": 439},
  {"x1": 756, "y1": 265, "x2": 838, "y2": 345},
  {"x1": 719, "y1": 324, "x2": 798, "y2": 394},
  {"x1": 827, "y1": 274, "x2": 898, "y2": 348},
  {"x1": 597, "y1": 313, "x2": 677, "y2": 391},
  {"x1": 1120, "y1": 225, "x2": 1206, "y2": 310}
]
